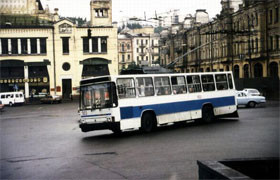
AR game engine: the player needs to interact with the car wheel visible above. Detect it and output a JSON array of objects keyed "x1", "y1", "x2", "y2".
[
  {"x1": 9, "y1": 102, "x2": 13, "y2": 107},
  {"x1": 248, "y1": 101, "x2": 256, "y2": 108}
]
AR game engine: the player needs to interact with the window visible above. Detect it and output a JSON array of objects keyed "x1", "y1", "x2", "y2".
[
  {"x1": 62, "y1": 62, "x2": 70, "y2": 71},
  {"x1": 1, "y1": 38, "x2": 8, "y2": 54},
  {"x1": 1, "y1": 95, "x2": 5, "y2": 99},
  {"x1": 171, "y1": 76, "x2": 187, "y2": 94},
  {"x1": 121, "y1": 43, "x2": 125, "y2": 51},
  {"x1": 62, "y1": 37, "x2": 69, "y2": 54},
  {"x1": 275, "y1": 7, "x2": 279, "y2": 23},
  {"x1": 122, "y1": 55, "x2": 125, "y2": 62},
  {"x1": 269, "y1": 9, "x2": 273, "y2": 24},
  {"x1": 101, "y1": 37, "x2": 107, "y2": 53},
  {"x1": 243, "y1": 64, "x2": 249, "y2": 78},
  {"x1": 11, "y1": 38, "x2": 18, "y2": 54},
  {"x1": 117, "y1": 78, "x2": 136, "y2": 99},
  {"x1": 270, "y1": 36, "x2": 274, "y2": 50},
  {"x1": 136, "y1": 77, "x2": 154, "y2": 97},
  {"x1": 92, "y1": 37, "x2": 98, "y2": 52},
  {"x1": 21, "y1": 38, "x2": 27, "y2": 54},
  {"x1": 215, "y1": 74, "x2": 228, "y2": 90},
  {"x1": 186, "y1": 75, "x2": 202, "y2": 93},
  {"x1": 276, "y1": 35, "x2": 279, "y2": 50},
  {"x1": 201, "y1": 75, "x2": 216, "y2": 92},
  {"x1": 40, "y1": 38, "x2": 46, "y2": 54},
  {"x1": 83, "y1": 37, "x2": 89, "y2": 53},
  {"x1": 127, "y1": 44, "x2": 130, "y2": 50},
  {"x1": 30, "y1": 38, "x2": 37, "y2": 54},
  {"x1": 155, "y1": 77, "x2": 171, "y2": 96},
  {"x1": 128, "y1": 54, "x2": 130, "y2": 60},
  {"x1": 228, "y1": 74, "x2": 234, "y2": 89}
]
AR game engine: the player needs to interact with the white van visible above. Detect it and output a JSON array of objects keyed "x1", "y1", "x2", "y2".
[{"x1": 0, "y1": 92, "x2": 25, "y2": 106}]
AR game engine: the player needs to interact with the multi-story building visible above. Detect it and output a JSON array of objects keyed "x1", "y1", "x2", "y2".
[
  {"x1": 160, "y1": 0, "x2": 279, "y2": 98},
  {"x1": 118, "y1": 33, "x2": 133, "y2": 71},
  {"x1": 117, "y1": 27, "x2": 160, "y2": 72},
  {"x1": 0, "y1": 0, "x2": 118, "y2": 99}
]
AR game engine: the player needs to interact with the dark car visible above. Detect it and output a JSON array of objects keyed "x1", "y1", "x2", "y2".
[{"x1": 40, "y1": 95, "x2": 62, "y2": 104}]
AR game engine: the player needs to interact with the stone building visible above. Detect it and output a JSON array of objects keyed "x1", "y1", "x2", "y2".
[
  {"x1": 160, "y1": 0, "x2": 279, "y2": 98},
  {"x1": 117, "y1": 27, "x2": 160, "y2": 72},
  {"x1": 0, "y1": 0, "x2": 118, "y2": 99},
  {"x1": 118, "y1": 33, "x2": 133, "y2": 71}
]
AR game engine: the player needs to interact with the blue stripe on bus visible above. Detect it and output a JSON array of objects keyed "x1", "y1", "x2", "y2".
[{"x1": 120, "y1": 96, "x2": 235, "y2": 120}]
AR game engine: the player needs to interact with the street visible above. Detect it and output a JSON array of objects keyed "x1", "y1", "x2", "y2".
[{"x1": 0, "y1": 102, "x2": 279, "y2": 179}]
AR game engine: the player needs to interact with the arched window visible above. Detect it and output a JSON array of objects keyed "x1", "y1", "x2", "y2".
[
  {"x1": 121, "y1": 43, "x2": 125, "y2": 52},
  {"x1": 269, "y1": 62, "x2": 279, "y2": 78},
  {"x1": 234, "y1": 65, "x2": 240, "y2": 79},
  {"x1": 243, "y1": 64, "x2": 249, "y2": 78},
  {"x1": 254, "y1": 63, "x2": 263, "y2": 78}
]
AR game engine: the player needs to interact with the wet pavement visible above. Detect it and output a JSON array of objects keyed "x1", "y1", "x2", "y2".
[{"x1": 0, "y1": 101, "x2": 279, "y2": 179}]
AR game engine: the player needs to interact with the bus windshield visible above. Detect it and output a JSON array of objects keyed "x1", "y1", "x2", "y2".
[{"x1": 80, "y1": 82, "x2": 118, "y2": 110}]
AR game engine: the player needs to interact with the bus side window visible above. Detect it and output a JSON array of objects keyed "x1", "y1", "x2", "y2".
[
  {"x1": 16, "y1": 94, "x2": 19, "y2": 98},
  {"x1": 1, "y1": 95, "x2": 5, "y2": 99},
  {"x1": 136, "y1": 77, "x2": 154, "y2": 97},
  {"x1": 171, "y1": 76, "x2": 187, "y2": 94},
  {"x1": 155, "y1": 77, "x2": 171, "y2": 96},
  {"x1": 215, "y1": 74, "x2": 228, "y2": 90},
  {"x1": 186, "y1": 75, "x2": 202, "y2": 93},
  {"x1": 201, "y1": 75, "x2": 216, "y2": 92},
  {"x1": 117, "y1": 78, "x2": 136, "y2": 99},
  {"x1": 228, "y1": 74, "x2": 234, "y2": 89}
]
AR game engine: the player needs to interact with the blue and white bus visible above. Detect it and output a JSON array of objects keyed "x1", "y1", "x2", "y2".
[{"x1": 79, "y1": 72, "x2": 238, "y2": 133}]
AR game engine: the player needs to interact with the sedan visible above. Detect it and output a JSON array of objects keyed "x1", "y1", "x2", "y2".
[
  {"x1": 40, "y1": 95, "x2": 62, "y2": 104},
  {"x1": 236, "y1": 91, "x2": 266, "y2": 108}
]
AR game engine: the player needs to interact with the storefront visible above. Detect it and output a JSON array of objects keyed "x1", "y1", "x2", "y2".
[{"x1": 0, "y1": 60, "x2": 50, "y2": 98}]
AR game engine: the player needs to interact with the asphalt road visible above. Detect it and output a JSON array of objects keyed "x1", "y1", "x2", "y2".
[{"x1": 1, "y1": 101, "x2": 279, "y2": 179}]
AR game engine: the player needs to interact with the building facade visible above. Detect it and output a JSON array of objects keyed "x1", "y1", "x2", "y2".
[
  {"x1": 117, "y1": 27, "x2": 160, "y2": 72},
  {"x1": 160, "y1": 0, "x2": 279, "y2": 98},
  {"x1": 0, "y1": 0, "x2": 118, "y2": 99}
]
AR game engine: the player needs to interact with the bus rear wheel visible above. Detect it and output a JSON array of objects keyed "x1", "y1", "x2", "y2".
[
  {"x1": 9, "y1": 102, "x2": 13, "y2": 107},
  {"x1": 140, "y1": 112, "x2": 157, "y2": 133},
  {"x1": 202, "y1": 105, "x2": 215, "y2": 123}
]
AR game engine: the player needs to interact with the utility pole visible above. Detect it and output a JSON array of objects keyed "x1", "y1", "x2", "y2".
[{"x1": 247, "y1": 14, "x2": 253, "y2": 78}]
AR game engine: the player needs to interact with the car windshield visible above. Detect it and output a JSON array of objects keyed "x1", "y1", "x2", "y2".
[{"x1": 80, "y1": 82, "x2": 118, "y2": 110}]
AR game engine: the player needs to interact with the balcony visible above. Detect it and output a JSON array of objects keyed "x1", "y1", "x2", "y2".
[{"x1": 139, "y1": 52, "x2": 147, "y2": 56}]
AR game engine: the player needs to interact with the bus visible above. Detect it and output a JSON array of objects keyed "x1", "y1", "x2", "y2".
[{"x1": 78, "y1": 72, "x2": 238, "y2": 133}]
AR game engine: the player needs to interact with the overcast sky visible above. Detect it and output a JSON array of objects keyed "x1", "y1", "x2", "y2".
[{"x1": 41, "y1": 0, "x2": 222, "y2": 22}]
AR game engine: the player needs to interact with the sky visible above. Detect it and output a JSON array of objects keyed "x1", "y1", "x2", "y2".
[{"x1": 41, "y1": 0, "x2": 222, "y2": 22}]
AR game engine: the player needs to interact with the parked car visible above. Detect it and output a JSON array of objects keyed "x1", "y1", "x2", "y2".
[
  {"x1": 0, "y1": 92, "x2": 25, "y2": 106},
  {"x1": 0, "y1": 100, "x2": 4, "y2": 111},
  {"x1": 242, "y1": 88, "x2": 261, "y2": 96},
  {"x1": 40, "y1": 95, "x2": 62, "y2": 104},
  {"x1": 236, "y1": 91, "x2": 266, "y2": 108}
]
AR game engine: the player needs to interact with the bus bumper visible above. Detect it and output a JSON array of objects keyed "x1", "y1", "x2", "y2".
[{"x1": 79, "y1": 122, "x2": 120, "y2": 132}]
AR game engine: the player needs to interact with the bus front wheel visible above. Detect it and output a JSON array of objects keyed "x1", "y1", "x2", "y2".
[
  {"x1": 140, "y1": 112, "x2": 157, "y2": 133},
  {"x1": 202, "y1": 105, "x2": 215, "y2": 123}
]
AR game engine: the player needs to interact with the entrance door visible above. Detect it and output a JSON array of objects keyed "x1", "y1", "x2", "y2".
[{"x1": 62, "y1": 79, "x2": 72, "y2": 99}]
